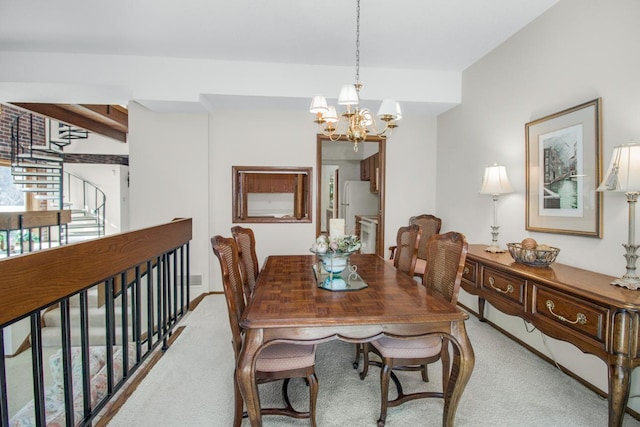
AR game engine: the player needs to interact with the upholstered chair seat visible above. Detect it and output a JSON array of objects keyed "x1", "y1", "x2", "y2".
[
  {"x1": 256, "y1": 343, "x2": 317, "y2": 372},
  {"x1": 372, "y1": 336, "x2": 441, "y2": 360}
]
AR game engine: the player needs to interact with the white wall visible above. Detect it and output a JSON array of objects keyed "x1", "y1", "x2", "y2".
[
  {"x1": 437, "y1": 0, "x2": 640, "y2": 411},
  {"x1": 206, "y1": 109, "x2": 437, "y2": 292},
  {"x1": 128, "y1": 103, "x2": 210, "y2": 295}
]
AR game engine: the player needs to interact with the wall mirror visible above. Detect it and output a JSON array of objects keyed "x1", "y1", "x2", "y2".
[
  {"x1": 316, "y1": 135, "x2": 385, "y2": 257},
  {"x1": 232, "y1": 166, "x2": 312, "y2": 223}
]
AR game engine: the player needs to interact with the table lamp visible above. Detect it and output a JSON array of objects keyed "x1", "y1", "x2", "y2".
[
  {"x1": 597, "y1": 143, "x2": 640, "y2": 289},
  {"x1": 480, "y1": 163, "x2": 513, "y2": 253}
]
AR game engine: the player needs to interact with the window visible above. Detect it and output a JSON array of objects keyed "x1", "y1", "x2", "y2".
[
  {"x1": 0, "y1": 163, "x2": 25, "y2": 212},
  {"x1": 232, "y1": 166, "x2": 312, "y2": 223}
]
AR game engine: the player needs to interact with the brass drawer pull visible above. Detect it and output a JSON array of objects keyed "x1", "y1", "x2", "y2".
[
  {"x1": 488, "y1": 276, "x2": 513, "y2": 294},
  {"x1": 464, "y1": 266, "x2": 470, "y2": 274},
  {"x1": 546, "y1": 300, "x2": 587, "y2": 325}
]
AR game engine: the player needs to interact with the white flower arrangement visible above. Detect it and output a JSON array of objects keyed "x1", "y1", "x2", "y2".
[{"x1": 311, "y1": 234, "x2": 361, "y2": 254}]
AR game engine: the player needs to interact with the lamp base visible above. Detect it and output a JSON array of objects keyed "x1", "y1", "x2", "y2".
[
  {"x1": 611, "y1": 276, "x2": 640, "y2": 290},
  {"x1": 485, "y1": 245, "x2": 505, "y2": 254}
]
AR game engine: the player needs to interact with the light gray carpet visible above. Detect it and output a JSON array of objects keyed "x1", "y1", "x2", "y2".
[{"x1": 107, "y1": 295, "x2": 640, "y2": 426}]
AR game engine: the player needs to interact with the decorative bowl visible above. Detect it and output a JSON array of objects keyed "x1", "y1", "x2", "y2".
[
  {"x1": 506, "y1": 243, "x2": 560, "y2": 267},
  {"x1": 310, "y1": 249, "x2": 354, "y2": 274}
]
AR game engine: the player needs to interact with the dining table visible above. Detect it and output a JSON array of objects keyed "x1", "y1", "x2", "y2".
[{"x1": 237, "y1": 253, "x2": 475, "y2": 426}]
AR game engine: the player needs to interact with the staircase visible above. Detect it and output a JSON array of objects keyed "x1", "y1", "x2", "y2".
[
  {"x1": 41, "y1": 287, "x2": 133, "y2": 347},
  {"x1": 10, "y1": 113, "x2": 66, "y2": 207},
  {"x1": 10, "y1": 114, "x2": 106, "y2": 241}
]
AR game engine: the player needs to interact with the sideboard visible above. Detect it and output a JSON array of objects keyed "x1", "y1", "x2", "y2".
[{"x1": 462, "y1": 244, "x2": 640, "y2": 427}]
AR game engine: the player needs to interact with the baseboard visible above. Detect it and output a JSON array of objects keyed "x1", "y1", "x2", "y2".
[{"x1": 457, "y1": 302, "x2": 640, "y2": 422}]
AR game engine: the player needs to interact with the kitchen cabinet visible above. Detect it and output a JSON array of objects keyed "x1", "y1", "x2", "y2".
[{"x1": 359, "y1": 153, "x2": 380, "y2": 194}]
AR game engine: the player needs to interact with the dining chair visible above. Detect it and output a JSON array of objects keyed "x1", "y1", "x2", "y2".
[
  {"x1": 361, "y1": 231, "x2": 468, "y2": 427},
  {"x1": 408, "y1": 214, "x2": 442, "y2": 279},
  {"x1": 211, "y1": 235, "x2": 319, "y2": 427},
  {"x1": 391, "y1": 223, "x2": 422, "y2": 276},
  {"x1": 352, "y1": 224, "x2": 422, "y2": 369},
  {"x1": 231, "y1": 225, "x2": 260, "y2": 301},
  {"x1": 388, "y1": 214, "x2": 442, "y2": 280}
]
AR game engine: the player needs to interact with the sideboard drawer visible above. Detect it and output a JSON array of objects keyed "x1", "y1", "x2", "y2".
[
  {"x1": 481, "y1": 267, "x2": 526, "y2": 307},
  {"x1": 462, "y1": 260, "x2": 478, "y2": 288},
  {"x1": 532, "y1": 284, "x2": 608, "y2": 344}
]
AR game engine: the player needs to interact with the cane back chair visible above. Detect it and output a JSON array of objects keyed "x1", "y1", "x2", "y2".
[
  {"x1": 211, "y1": 235, "x2": 318, "y2": 427},
  {"x1": 231, "y1": 225, "x2": 260, "y2": 301},
  {"x1": 353, "y1": 224, "x2": 422, "y2": 369},
  {"x1": 362, "y1": 231, "x2": 468, "y2": 427}
]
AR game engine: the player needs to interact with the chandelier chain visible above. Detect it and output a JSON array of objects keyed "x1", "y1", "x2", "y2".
[{"x1": 355, "y1": 0, "x2": 360, "y2": 87}]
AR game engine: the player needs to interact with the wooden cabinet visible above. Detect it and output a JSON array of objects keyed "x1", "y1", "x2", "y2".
[
  {"x1": 462, "y1": 244, "x2": 640, "y2": 427},
  {"x1": 359, "y1": 153, "x2": 380, "y2": 193},
  {"x1": 244, "y1": 173, "x2": 295, "y2": 193},
  {"x1": 360, "y1": 157, "x2": 370, "y2": 181}
]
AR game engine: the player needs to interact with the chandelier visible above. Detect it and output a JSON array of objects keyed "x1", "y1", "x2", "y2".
[{"x1": 309, "y1": 0, "x2": 401, "y2": 152}]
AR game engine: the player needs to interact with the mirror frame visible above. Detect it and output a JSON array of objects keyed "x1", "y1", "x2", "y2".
[
  {"x1": 232, "y1": 165, "x2": 312, "y2": 223},
  {"x1": 315, "y1": 134, "x2": 385, "y2": 257}
]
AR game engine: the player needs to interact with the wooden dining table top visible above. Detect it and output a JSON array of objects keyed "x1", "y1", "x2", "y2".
[{"x1": 240, "y1": 253, "x2": 468, "y2": 331}]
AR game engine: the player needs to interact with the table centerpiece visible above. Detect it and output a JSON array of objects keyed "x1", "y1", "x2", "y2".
[{"x1": 310, "y1": 234, "x2": 361, "y2": 274}]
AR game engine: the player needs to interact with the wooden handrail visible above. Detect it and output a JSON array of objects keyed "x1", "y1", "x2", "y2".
[
  {"x1": 0, "y1": 218, "x2": 192, "y2": 327},
  {"x1": 0, "y1": 210, "x2": 71, "y2": 230}
]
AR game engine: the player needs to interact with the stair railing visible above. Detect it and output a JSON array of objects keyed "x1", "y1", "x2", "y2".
[
  {"x1": 0, "y1": 210, "x2": 71, "y2": 258},
  {"x1": 63, "y1": 171, "x2": 106, "y2": 237},
  {"x1": 0, "y1": 218, "x2": 192, "y2": 427}
]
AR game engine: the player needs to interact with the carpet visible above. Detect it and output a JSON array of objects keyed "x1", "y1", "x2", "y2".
[{"x1": 107, "y1": 295, "x2": 640, "y2": 426}]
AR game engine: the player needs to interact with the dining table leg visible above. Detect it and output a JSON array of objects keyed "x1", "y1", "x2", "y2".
[
  {"x1": 237, "y1": 328, "x2": 264, "y2": 427},
  {"x1": 442, "y1": 319, "x2": 475, "y2": 427}
]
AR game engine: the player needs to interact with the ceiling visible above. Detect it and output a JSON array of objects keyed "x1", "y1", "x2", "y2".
[
  {"x1": 0, "y1": 0, "x2": 559, "y2": 128},
  {"x1": 0, "y1": 1, "x2": 559, "y2": 72}
]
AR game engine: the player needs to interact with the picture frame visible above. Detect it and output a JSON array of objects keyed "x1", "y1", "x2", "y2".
[{"x1": 525, "y1": 98, "x2": 603, "y2": 237}]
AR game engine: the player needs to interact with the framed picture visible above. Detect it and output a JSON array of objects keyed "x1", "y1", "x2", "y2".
[{"x1": 525, "y1": 98, "x2": 603, "y2": 237}]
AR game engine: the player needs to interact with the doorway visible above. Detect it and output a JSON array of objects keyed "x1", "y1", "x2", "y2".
[{"x1": 315, "y1": 134, "x2": 385, "y2": 257}]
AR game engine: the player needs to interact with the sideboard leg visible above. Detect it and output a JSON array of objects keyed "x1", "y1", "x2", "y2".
[
  {"x1": 608, "y1": 310, "x2": 639, "y2": 427},
  {"x1": 478, "y1": 297, "x2": 486, "y2": 322}
]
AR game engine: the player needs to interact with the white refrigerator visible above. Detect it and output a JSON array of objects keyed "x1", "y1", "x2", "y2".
[{"x1": 340, "y1": 180, "x2": 378, "y2": 235}]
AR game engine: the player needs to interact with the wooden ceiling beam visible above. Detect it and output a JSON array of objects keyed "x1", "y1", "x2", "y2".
[{"x1": 10, "y1": 103, "x2": 128, "y2": 143}]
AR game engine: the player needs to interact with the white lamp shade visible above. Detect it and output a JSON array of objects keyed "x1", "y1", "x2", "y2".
[
  {"x1": 338, "y1": 84, "x2": 359, "y2": 105},
  {"x1": 597, "y1": 143, "x2": 640, "y2": 192},
  {"x1": 324, "y1": 105, "x2": 338, "y2": 123},
  {"x1": 377, "y1": 99, "x2": 401, "y2": 120},
  {"x1": 480, "y1": 164, "x2": 513, "y2": 195},
  {"x1": 309, "y1": 95, "x2": 328, "y2": 114}
]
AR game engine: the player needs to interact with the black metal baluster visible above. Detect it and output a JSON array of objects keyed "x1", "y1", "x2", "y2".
[
  {"x1": 0, "y1": 329, "x2": 9, "y2": 427},
  {"x1": 79, "y1": 289, "x2": 92, "y2": 418},
  {"x1": 29, "y1": 312, "x2": 46, "y2": 426},
  {"x1": 146, "y1": 260, "x2": 154, "y2": 353},
  {"x1": 120, "y1": 271, "x2": 129, "y2": 377},
  {"x1": 186, "y1": 243, "x2": 191, "y2": 313},
  {"x1": 105, "y1": 279, "x2": 115, "y2": 395},
  {"x1": 162, "y1": 254, "x2": 169, "y2": 349},
  {"x1": 156, "y1": 256, "x2": 162, "y2": 347},
  {"x1": 172, "y1": 249, "x2": 178, "y2": 327},
  {"x1": 134, "y1": 265, "x2": 142, "y2": 363},
  {"x1": 59, "y1": 299, "x2": 75, "y2": 427}
]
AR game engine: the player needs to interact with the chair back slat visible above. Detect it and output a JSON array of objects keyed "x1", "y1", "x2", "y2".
[
  {"x1": 231, "y1": 226, "x2": 260, "y2": 298},
  {"x1": 211, "y1": 235, "x2": 246, "y2": 360},
  {"x1": 409, "y1": 214, "x2": 442, "y2": 260},
  {"x1": 393, "y1": 224, "x2": 422, "y2": 276},
  {"x1": 422, "y1": 231, "x2": 468, "y2": 304}
]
